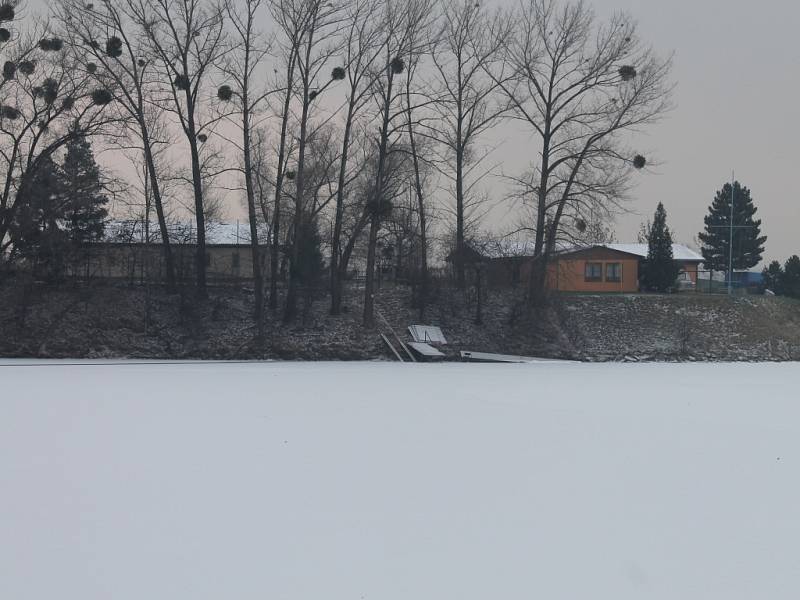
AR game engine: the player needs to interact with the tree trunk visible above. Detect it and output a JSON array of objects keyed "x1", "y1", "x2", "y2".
[
  {"x1": 270, "y1": 53, "x2": 297, "y2": 312},
  {"x1": 242, "y1": 94, "x2": 264, "y2": 336},
  {"x1": 141, "y1": 128, "x2": 176, "y2": 290},
  {"x1": 363, "y1": 67, "x2": 395, "y2": 327},
  {"x1": 330, "y1": 99, "x2": 356, "y2": 315}
]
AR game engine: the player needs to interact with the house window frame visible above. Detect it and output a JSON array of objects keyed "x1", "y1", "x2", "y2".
[
  {"x1": 584, "y1": 262, "x2": 603, "y2": 282},
  {"x1": 606, "y1": 262, "x2": 622, "y2": 283}
]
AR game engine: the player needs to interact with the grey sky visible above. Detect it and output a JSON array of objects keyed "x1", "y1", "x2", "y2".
[
  {"x1": 29, "y1": 0, "x2": 799, "y2": 265},
  {"x1": 581, "y1": 0, "x2": 799, "y2": 263}
]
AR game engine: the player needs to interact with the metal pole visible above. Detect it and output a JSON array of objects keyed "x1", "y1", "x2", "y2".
[{"x1": 728, "y1": 171, "x2": 734, "y2": 295}]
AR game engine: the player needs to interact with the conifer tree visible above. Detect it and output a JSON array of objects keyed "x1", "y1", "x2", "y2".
[
  {"x1": 761, "y1": 260, "x2": 783, "y2": 294},
  {"x1": 9, "y1": 155, "x2": 69, "y2": 270},
  {"x1": 698, "y1": 181, "x2": 766, "y2": 274},
  {"x1": 641, "y1": 202, "x2": 680, "y2": 292},
  {"x1": 61, "y1": 134, "x2": 108, "y2": 245},
  {"x1": 781, "y1": 255, "x2": 800, "y2": 299}
]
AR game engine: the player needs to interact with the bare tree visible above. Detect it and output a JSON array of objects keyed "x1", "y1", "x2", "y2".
[
  {"x1": 279, "y1": 0, "x2": 344, "y2": 322},
  {"x1": 328, "y1": 0, "x2": 384, "y2": 315},
  {"x1": 429, "y1": 0, "x2": 510, "y2": 288},
  {"x1": 133, "y1": 0, "x2": 229, "y2": 296},
  {"x1": 362, "y1": 0, "x2": 434, "y2": 328},
  {"x1": 0, "y1": 16, "x2": 116, "y2": 266},
  {"x1": 56, "y1": 0, "x2": 179, "y2": 288},
  {"x1": 219, "y1": 0, "x2": 275, "y2": 335},
  {"x1": 495, "y1": 0, "x2": 672, "y2": 302},
  {"x1": 401, "y1": 10, "x2": 438, "y2": 318}
]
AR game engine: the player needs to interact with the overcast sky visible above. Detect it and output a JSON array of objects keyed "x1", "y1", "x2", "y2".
[
  {"x1": 565, "y1": 0, "x2": 800, "y2": 263},
  {"x1": 30, "y1": 0, "x2": 799, "y2": 265}
]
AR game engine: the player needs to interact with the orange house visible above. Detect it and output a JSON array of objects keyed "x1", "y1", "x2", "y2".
[
  {"x1": 545, "y1": 244, "x2": 704, "y2": 293},
  {"x1": 546, "y1": 246, "x2": 641, "y2": 292}
]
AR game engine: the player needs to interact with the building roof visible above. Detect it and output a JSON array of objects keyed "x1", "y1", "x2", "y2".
[
  {"x1": 471, "y1": 239, "x2": 704, "y2": 263},
  {"x1": 104, "y1": 220, "x2": 268, "y2": 246},
  {"x1": 602, "y1": 243, "x2": 704, "y2": 262}
]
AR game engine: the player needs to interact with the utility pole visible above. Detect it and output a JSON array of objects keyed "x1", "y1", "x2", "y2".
[{"x1": 728, "y1": 171, "x2": 735, "y2": 295}]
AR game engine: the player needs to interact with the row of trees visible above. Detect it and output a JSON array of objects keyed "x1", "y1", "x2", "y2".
[
  {"x1": 763, "y1": 258, "x2": 800, "y2": 298},
  {"x1": 639, "y1": 179, "x2": 768, "y2": 294},
  {"x1": 0, "y1": 0, "x2": 673, "y2": 329}
]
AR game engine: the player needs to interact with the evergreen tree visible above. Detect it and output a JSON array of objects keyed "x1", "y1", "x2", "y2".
[
  {"x1": 761, "y1": 260, "x2": 784, "y2": 294},
  {"x1": 641, "y1": 202, "x2": 680, "y2": 292},
  {"x1": 698, "y1": 181, "x2": 766, "y2": 273},
  {"x1": 9, "y1": 155, "x2": 69, "y2": 273},
  {"x1": 781, "y1": 255, "x2": 800, "y2": 299},
  {"x1": 293, "y1": 215, "x2": 325, "y2": 288},
  {"x1": 61, "y1": 134, "x2": 108, "y2": 245}
]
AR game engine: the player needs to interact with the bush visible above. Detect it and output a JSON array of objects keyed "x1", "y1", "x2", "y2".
[
  {"x1": 105, "y1": 36, "x2": 123, "y2": 58},
  {"x1": 331, "y1": 66, "x2": 345, "y2": 80},
  {"x1": 18, "y1": 60, "x2": 35, "y2": 75},
  {"x1": 39, "y1": 38, "x2": 64, "y2": 52},
  {"x1": 0, "y1": 28, "x2": 11, "y2": 43},
  {"x1": 174, "y1": 74, "x2": 190, "y2": 90},
  {"x1": 2, "y1": 60, "x2": 15, "y2": 79},
  {"x1": 1, "y1": 105, "x2": 20, "y2": 119},
  {"x1": 390, "y1": 57, "x2": 404, "y2": 74},
  {"x1": 90, "y1": 88, "x2": 113, "y2": 105},
  {"x1": 0, "y1": 4, "x2": 14, "y2": 21},
  {"x1": 217, "y1": 84, "x2": 233, "y2": 101}
]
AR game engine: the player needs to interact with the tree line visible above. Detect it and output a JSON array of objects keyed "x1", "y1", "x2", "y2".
[{"x1": 0, "y1": 0, "x2": 673, "y2": 330}]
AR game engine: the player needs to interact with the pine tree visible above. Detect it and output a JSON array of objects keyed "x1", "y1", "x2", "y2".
[
  {"x1": 293, "y1": 215, "x2": 325, "y2": 288},
  {"x1": 761, "y1": 260, "x2": 783, "y2": 294},
  {"x1": 781, "y1": 255, "x2": 800, "y2": 299},
  {"x1": 698, "y1": 181, "x2": 766, "y2": 273},
  {"x1": 9, "y1": 155, "x2": 69, "y2": 271},
  {"x1": 641, "y1": 202, "x2": 680, "y2": 292},
  {"x1": 61, "y1": 133, "x2": 108, "y2": 245}
]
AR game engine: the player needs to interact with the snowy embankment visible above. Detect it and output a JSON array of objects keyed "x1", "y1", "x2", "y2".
[{"x1": 1, "y1": 361, "x2": 799, "y2": 599}]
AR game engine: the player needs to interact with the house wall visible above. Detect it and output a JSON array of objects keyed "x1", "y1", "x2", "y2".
[
  {"x1": 77, "y1": 244, "x2": 269, "y2": 283},
  {"x1": 545, "y1": 248, "x2": 640, "y2": 293},
  {"x1": 678, "y1": 262, "x2": 699, "y2": 283}
]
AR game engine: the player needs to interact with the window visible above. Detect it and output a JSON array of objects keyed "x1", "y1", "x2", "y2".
[
  {"x1": 678, "y1": 270, "x2": 689, "y2": 281},
  {"x1": 585, "y1": 262, "x2": 603, "y2": 282},
  {"x1": 606, "y1": 262, "x2": 622, "y2": 282},
  {"x1": 232, "y1": 252, "x2": 240, "y2": 269}
]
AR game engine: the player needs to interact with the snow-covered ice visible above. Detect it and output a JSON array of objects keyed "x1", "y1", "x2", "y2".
[{"x1": 1, "y1": 361, "x2": 799, "y2": 599}]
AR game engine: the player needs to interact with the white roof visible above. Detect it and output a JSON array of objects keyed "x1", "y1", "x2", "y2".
[
  {"x1": 603, "y1": 243, "x2": 703, "y2": 262},
  {"x1": 104, "y1": 220, "x2": 267, "y2": 245}
]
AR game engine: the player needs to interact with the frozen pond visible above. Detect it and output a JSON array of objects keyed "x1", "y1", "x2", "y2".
[{"x1": 2, "y1": 361, "x2": 799, "y2": 599}]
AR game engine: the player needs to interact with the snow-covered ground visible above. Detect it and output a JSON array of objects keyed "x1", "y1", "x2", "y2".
[{"x1": 1, "y1": 361, "x2": 799, "y2": 600}]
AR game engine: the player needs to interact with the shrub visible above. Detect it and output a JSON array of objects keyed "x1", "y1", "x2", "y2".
[
  {"x1": 18, "y1": 60, "x2": 35, "y2": 75},
  {"x1": 105, "y1": 36, "x2": 123, "y2": 58},
  {"x1": 1, "y1": 105, "x2": 20, "y2": 119},
  {"x1": 39, "y1": 38, "x2": 64, "y2": 52},
  {"x1": 331, "y1": 66, "x2": 345, "y2": 80},
  {"x1": 0, "y1": 4, "x2": 14, "y2": 22},
  {"x1": 216, "y1": 84, "x2": 232, "y2": 101},
  {"x1": 91, "y1": 88, "x2": 113, "y2": 105},
  {"x1": 174, "y1": 74, "x2": 189, "y2": 90},
  {"x1": 2, "y1": 60, "x2": 15, "y2": 79},
  {"x1": 0, "y1": 28, "x2": 10, "y2": 43},
  {"x1": 390, "y1": 56, "x2": 404, "y2": 74},
  {"x1": 618, "y1": 65, "x2": 637, "y2": 81}
]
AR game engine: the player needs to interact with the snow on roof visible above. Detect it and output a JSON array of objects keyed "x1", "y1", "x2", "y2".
[
  {"x1": 603, "y1": 243, "x2": 704, "y2": 262},
  {"x1": 474, "y1": 240, "x2": 703, "y2": 262},
  {"x1": 104, "y1": 220, "x2": 267, "y2": 245}
]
